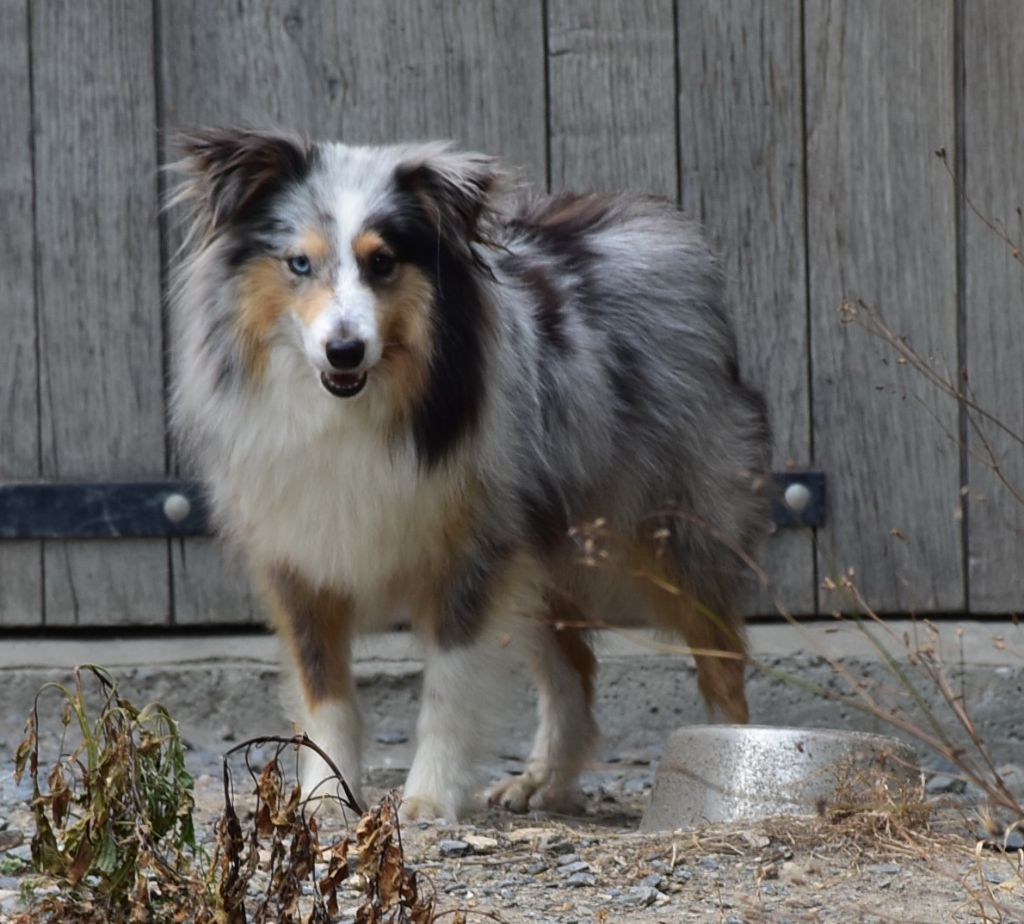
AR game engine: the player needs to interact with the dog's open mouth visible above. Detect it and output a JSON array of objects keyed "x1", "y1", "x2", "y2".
[{"x1": 320, "y1": 370, "x2": 368, "y2": 398}]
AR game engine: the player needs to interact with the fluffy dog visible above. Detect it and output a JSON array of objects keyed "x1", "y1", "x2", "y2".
[{"x1": 169, "y1": 128, "x2": 771, "y2": 819}]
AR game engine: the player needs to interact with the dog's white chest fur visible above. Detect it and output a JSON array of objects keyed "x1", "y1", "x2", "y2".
[{"x1": 202, "y1": 352, "x2": 456, "y2": 602}]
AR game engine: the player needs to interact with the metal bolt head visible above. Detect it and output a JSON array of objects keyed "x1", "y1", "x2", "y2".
[
  {"x1": 783, "y1": 482, "x2": 812, "y2": 513},
  {"x1": 163, "y1": 493, "x2": 192, "y2": 524}
]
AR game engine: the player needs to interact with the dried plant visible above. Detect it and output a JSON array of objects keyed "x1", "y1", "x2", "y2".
[
  {"x1": 12, "y1": 665, "x2": 212, "y2": 923},
  {"x1": 12, "y1": 679, "x2": 441, "y2": 923}
]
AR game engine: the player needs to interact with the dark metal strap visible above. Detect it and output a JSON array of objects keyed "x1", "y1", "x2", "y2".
[{"x1": 0, "y1": 472, "x2": 825, "y2": 539}]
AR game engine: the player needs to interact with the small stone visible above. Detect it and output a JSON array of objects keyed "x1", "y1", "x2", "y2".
[
  {"x1": 556, "y1": 853, "x2": 581, "y2": 866},
  {"x1": 672, "y1": 866, "x2": 693, "y2": 881},
  {"x1": 525, "y1": 861, "x2": 548, "y2": 875},
  {"x1": 547, "y1": 839, "x2": 576, "y2": 855},
  {"x1": 438, "y1": 839, "x2": 470, "y2": 858},
  {"x1": 463, "y1": 834, "x2": 498, "y2": 854},
  {"x1": 566, "y1": 871, "x2": 596, "y2": 887},
  {"x1": 7, "y1": 846, "x2": 31, "y2": 863},
  {"x1": 631, "y1": 885, "x2": 660, "y2": 907},
  {"x1": 639, "y1": 873, "x2": 666, "y2": 890},
  {"x1": 698, "y1": 856, "x2": 719, "y2": 871},
  {"x1": 0, "y1": 830, "x2": 23, "y2": 852},
  {"x1": 867, "y1": 862, "x2": 901, "y2": 875},
  {"x1": 560, "y1": 861, "x2": 591, "y2": 876}
]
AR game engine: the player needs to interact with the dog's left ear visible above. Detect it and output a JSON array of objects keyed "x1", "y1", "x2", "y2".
[{"x1": 395, "y1": 146, "x2": 505, "y2": 250}]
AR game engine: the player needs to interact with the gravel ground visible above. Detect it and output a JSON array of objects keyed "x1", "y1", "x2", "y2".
[{"x1": 2, "y1": 747, "x2": 1022, "y2": 923}]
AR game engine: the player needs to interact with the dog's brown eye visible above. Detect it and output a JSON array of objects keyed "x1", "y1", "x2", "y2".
[{"x1": 369, "y1": 251, "x2": 396, "y2": 279}]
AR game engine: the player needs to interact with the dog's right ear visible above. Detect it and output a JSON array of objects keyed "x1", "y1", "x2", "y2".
[{"x1": 170, "y1": 127, "x2": 314, "y2": 236}]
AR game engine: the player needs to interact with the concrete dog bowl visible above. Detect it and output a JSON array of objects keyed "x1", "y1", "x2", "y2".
[{"x1": 640, "y1": 725, "x2": 919, "y2": 831}]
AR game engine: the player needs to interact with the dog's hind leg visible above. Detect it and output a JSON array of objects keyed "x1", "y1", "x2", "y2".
[
  {"x1": 634, "y1": 543, "x2": 750, "y2": 724},
  {"x1": 262, "y1": 569, "x2": 365, "y2": 809},
  {"x1": 486, "y1": 596, "x2": 598, "y2": 813}
]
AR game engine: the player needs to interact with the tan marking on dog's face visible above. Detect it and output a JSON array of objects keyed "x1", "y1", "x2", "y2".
[
  {"x1": 353, "y1": 230, "x2": 388, "y2": 264},
  {"x1": 296, "y1": 228, "x2": 331, "y2": 264},
  {"x1": 236, "y1": 256, "x2": 334, "y2": 376},
  {"x1": 375, "y1": 263, "x2": 434, "y2": 421},
  {"x1": 236, "y1": 257, "x2": 289, "y2": 378},
  {"x1": 292, "y1": 284, "x2": 333, "y2": 328}
]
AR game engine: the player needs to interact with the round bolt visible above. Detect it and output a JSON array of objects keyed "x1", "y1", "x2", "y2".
[
  {"x1": 163, "y1": 493, "x2": 192, "y2": 524},
  {"x1": 783, "y1": 482, "x2": 812, "y2": 513}
]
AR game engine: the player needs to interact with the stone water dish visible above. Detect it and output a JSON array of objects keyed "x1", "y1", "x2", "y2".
[{"x1": 640, "y1": 725, "x2": 919, "y2": 832}]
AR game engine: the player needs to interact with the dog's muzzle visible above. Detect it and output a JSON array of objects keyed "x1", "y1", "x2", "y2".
[{"x1": 322, "y1": 337, "x2": 368, "y2": 398}]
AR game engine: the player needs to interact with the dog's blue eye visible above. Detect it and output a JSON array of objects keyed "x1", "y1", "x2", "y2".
[{"x1": 287, "y1": 255, "x2": 311, "y2": 276}]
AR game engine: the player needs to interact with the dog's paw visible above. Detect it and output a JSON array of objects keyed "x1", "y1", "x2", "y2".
[
  {"x1": 399, "y1": 793, "x2": 451, "y2": 824},
  {"x1": 486, "y1": 770, "x2": 580, "y2": 814}
]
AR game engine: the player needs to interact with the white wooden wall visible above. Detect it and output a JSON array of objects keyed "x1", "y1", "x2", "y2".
[{"x1": 1, "y1": 0, "x2": 1020, "y2": 627}]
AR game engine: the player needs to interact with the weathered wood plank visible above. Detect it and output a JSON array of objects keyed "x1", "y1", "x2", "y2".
[
  {"x1": 0, "y1": 0, "x2": 43, "y2": 626},
  {"x1": 32, "y1": 0, "x2": 169, "y2": 626},
  {"x1": 159, "y1": 0, "x2": 546, "y2": 180},
  {"x1": 159, "y1": 0, "x2": 546, "y2": 624},
  {"x1": 963, "y1": 0, "x2": 1024, "y2": 612},
  {"x1": 678, "y1": 0, "x2": 814, "y2": 615},
  {"x1": 547, "y1": 0, "x2": 676, "y2": 197},
  {"x1": 806, "y1": 0, "x2": 961, "y2": 612}
]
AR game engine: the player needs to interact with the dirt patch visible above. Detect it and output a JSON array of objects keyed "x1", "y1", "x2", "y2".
[{"x1": 3, "y1": 761, "x2": 1021, "y2": 923}]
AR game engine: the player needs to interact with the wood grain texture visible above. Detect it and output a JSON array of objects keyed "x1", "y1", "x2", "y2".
[
  {"x1": 806, "y1": 0, "x2": 961, "y2": 612},
  {"x1": 678, "y1": 0, "x2": 813, "y2": 615},
  {"x1": 159, "y1": 0, "x2": 545, "y2": 181},
  {"x1": 0, "y1": 0, "x2": 42, "y2": 626},
  {"x1": 32, "y1": 0, "x2": 169, "y2": 625},
  {"x1": 159, "y1": 0, "x2": 546, "y2": 623},
  {"x1": 547, "y1": 0, "x2": 677, "y2": 197},
  {"x1": 963, "y1": 0, "x2": 1024, "y2": 612}
]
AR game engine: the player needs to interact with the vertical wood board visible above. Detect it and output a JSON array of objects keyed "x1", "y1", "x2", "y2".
[
  {"x1": 547, "y1": 0, "x2": 677, "y2": 197},
  {"x1": 963, "y1": 0, "x2": 1024, "y2": 612},
  {"x1": 678, "y1": 0, "x2": 814, "y2": 615},
  {"x1": 32, "y1": 0, "x2": 169, "y2": 625},
  {"x1": 159, "y1": 0, "x2": 546, "y2": 180},
  {"x1": 0, "y1": 0, "x2": 43, "y2": 626},
  {"x1": 806, "y1": 0, "x2": 961, "y2": 612}
]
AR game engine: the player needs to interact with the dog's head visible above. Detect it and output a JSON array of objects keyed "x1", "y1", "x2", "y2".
[{"x1": 172, "y1": 128, "x2": 503, "y2": 443}]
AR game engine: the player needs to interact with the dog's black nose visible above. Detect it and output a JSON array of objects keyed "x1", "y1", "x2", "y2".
[{"x1": 326, "y1": 338, "x2": 366, "y2": 370}]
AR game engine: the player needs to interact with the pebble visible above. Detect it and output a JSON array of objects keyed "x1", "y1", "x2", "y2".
[
  {"x1": 566, "y1": 872, "x2": 596, "y2": 888},
  {"x1": 698, "y1": 856, "x2": 719, "y2": 871},
  {"x1": 555, "y1": 853, "x2": 581, "y2": 866},
  {"x1": 463, "y1": 834, "x2": 498, "y2": 854},
  {"x1": 639, "y1": 873, "x2": 666, "y2": 890},
  {"x1": 7, "y1": 845, "x2": 31, "y2": 863},
  {"x1": 559, "y1": 861, "x2": 591, "y2": 876},
  {"x1": 630, "y1": 885, "x2": 661, "y2": 906},
  {"x1": 438, "y1": 839, "x2": 470, "y2": 858},
  {"x1": 867, "y1": 863, "x2": 901, "y2": 875}
]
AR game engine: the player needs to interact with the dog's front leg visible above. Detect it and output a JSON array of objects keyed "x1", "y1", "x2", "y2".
[
  {"x1": 402, "y1": 547, "x2": 542, "y2": 821},
  {"x1": 263, "y1": 568, "x2": 364, "y2": 808}
]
